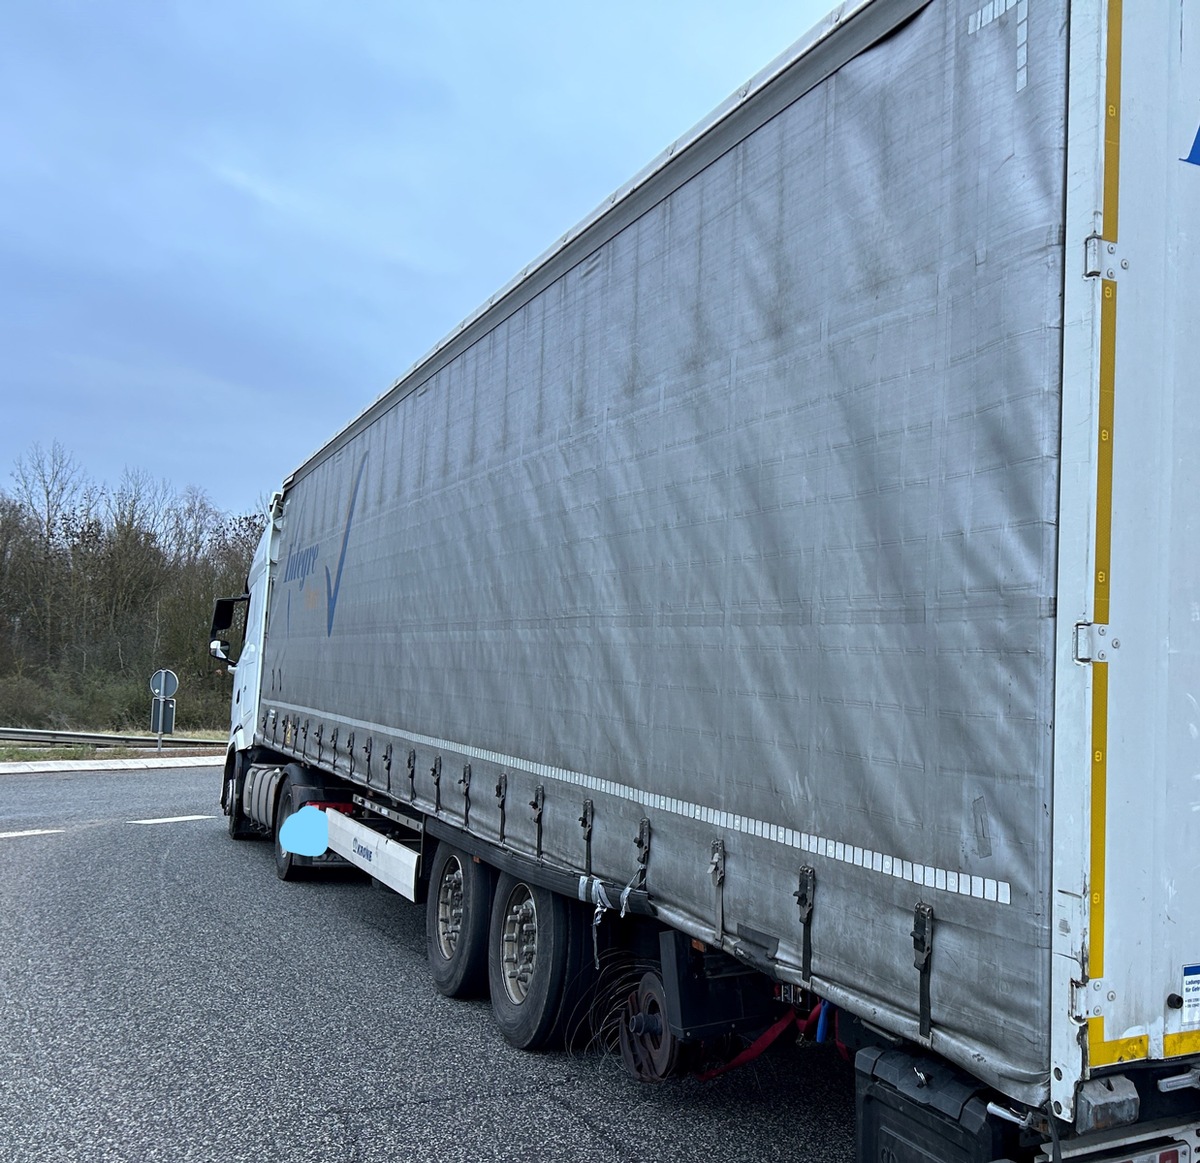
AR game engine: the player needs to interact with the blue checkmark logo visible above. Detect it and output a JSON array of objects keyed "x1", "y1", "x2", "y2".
[
  {"x1": 1183, "y1": 124, "x2": 1200, "y2": 167},
  {"x1": 325, "y1": 454, "x2": 369, "y2": 636}
]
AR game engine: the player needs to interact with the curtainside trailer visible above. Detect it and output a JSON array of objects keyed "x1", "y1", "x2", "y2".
[{"x1": 210, "y1": 1, "x2": 1200, "y2": 1158}]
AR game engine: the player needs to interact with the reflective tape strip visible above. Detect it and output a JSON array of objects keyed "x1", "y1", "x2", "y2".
[
  {"x1": 1102, "y1": 0, "x2": 1123, "y2": 239},
  {"x1": 268, "y1": 699, "x2": 1012, "y2": 906}
]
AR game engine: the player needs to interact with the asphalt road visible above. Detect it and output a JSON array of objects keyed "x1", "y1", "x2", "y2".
[{"x1": 0, "y1": 765, "x2": 856, "y2": 1162}]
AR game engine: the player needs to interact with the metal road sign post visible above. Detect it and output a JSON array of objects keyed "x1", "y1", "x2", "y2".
[{"x1": 149, "y1": 669, "x2": 179, "y2": 752}]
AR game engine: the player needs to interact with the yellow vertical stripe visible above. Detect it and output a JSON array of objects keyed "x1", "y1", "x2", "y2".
[
  {"x1": 1103, "y1": 0, "x2": 1123, "y2": 239},
  {"x1": 1094, "y1": 281, "x2": 1117, "y2": 624},
  {"x1": 1086, "y1": 0, "x2": 1122, "y2": 1063},
  {"x1": 1087, "y1": 285, "x2": 1118, "y2": 1061},
  {"x1": 1089, "y1": 663, "x2": 1108, "y2": 982}
]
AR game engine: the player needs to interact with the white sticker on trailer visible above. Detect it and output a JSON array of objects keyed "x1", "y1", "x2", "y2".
[
  {"x1": 1183, "y1": 964, "x2": 1200, "y2": 1027},
  {"x1": 325, "y1": 810, "x2": 419, "y2": 901}
]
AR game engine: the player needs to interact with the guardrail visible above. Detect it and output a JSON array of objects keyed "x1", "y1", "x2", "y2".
[{"x1": 0, "y1": 727, "x2": 223, "y2": 749}]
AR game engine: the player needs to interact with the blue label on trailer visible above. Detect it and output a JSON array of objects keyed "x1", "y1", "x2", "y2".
[{"x1": 1182, "y1": 964, "x2": 1200, "y2": 1026}]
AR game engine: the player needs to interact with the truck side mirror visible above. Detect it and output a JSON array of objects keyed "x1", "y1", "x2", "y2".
[
  {"x1": 210, "y1": 595, "x2": 248, "y2": 638},
  {"x1": 210, "y1": 639, "x2": 237, "y2": 670}
]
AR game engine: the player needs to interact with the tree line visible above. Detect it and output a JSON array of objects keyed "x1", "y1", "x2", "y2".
[{"x1": 0, "y1": 442, "x2": 260, "y2": 731}]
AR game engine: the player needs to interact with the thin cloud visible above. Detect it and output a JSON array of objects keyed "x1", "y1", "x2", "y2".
[{"x1": 1, "y1": 0, "x2": 835, "y2": 513}]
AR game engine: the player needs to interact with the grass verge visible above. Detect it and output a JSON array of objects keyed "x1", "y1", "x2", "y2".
[{"x1": 0, "y1": 745, "x2": 223, "y2": 763}]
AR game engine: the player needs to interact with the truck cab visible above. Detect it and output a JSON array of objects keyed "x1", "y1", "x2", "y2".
[{"x1": 209, "y1": 493, "x2": 279, "y2": 806}]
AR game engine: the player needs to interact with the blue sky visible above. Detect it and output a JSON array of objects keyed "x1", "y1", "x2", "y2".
[{"x1": 1, "y1": 1, "x2": 834, "y2": 516}]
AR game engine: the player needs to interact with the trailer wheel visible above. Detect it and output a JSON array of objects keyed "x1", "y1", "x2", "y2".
[
  {"x1": 488, "y1": 875, "x2": 582, "y2": 1050},
  {"x1": 426, "y1": 843, "x2": 493, "y2": 998},
  {"x1": 273, "y1": 782, "x2": 302, "y2": 881},
  {"x1": 619, "y1": 971, "x2": 682, "y2": 1081}
]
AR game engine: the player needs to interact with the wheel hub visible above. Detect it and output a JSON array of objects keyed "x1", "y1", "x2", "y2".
[
  {"x1": 500, "y1": 884, "x2": 538, "y2": 1004},
  {"x1": 435, "y1": 857, "x2": 464, "y2": 959}
]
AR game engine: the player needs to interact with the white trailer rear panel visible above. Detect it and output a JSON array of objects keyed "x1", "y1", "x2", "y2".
[{"x1": 1052, "y1": 0, "x2": 1200, "y2": 1118}]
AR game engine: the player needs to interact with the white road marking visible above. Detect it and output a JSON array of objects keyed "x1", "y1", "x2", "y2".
[
  {"x1": 0, "y1": 828, "x2": 67, "y2": 839},
  {"x1": 127, "y1": 815, "x2": 217, "y2": 825}
]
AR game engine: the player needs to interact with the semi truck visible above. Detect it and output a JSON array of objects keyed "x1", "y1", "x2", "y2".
[{"x1": 209, "y1": 1, "x2": 1200, "y2": 1158}]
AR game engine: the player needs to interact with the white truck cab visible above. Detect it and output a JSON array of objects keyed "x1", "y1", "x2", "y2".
[{"x1": 209, "y1": 493, "x2": 280, "y2": 793}]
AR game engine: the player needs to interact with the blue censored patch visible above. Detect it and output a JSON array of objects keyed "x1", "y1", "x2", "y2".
[{"x1": 278, "y1": 804, "x2": 329, "y2": 856}]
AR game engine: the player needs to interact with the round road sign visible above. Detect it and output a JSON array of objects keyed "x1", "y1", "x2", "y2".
[{"x1": 150, "y1": 669, "x2": 179, "y2": 698}]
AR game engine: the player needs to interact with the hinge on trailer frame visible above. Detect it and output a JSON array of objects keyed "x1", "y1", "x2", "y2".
[
  {"x1": 1084, "y1": 234, "x2": 1130, "y2": 280},
  {"x1": 795, "y1": 865, "x2": 816, "y2": 984},
  {"x1": 911, "y1": 902, "x2": 935, "y2": 1040},
  {"x1": 1069, "y1": 978, "x2": 1093, "y2": 1023},
  {"x1": 1067, "y1": 979, "x2": 1083, "y2": 1022},
  {"x1": 530, "y1": 785, "x2": 545, "y2": 858},
  {"x1": 1073, "y1": 622, "x2": 1115, "y2": 663},
  {"x1": 459, "y1": 763, "x2": 471, "y2": 829},
  {"x1": 1077, "y1": 976, "x2": 1119, "y2": 1019},
  {"x1": 579, "y1": 799, "x2": 594, "y2": 877},
  {"x1": 710, "y1": 838, "x2": 726, "y2": 942},
  {"x1": 495, "y1": 772, "x2": 508, "y2": 844},
  {"x1": 431, "y1": 755, "x2": 442, "y2": 812}
]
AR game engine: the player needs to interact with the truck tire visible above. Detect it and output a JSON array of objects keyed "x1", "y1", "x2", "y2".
[
  {"x1": 556, "y1": 903, "x2": 599, "y2": 1050},
  {"x1": 487, "y1": 874, "x2": 584, "y2": 1050},
  {"x1": 273, "y1": 781, "x2": 302, "y2": 881},
  {"x1": 226, "y1": 757, "x2": 253, "y2": 841},
  {"x1": 426, "y1": 843, "x2": 494, "y2": 998}
]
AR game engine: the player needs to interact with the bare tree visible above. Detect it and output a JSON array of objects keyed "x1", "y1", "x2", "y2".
[
  {"x1": 11, "y1": 441, "x2": 83, "y2": 549},
  {"x1": 8, "y1": 442, "x2": 89, "y2": 665},
  {"x1": 0, "y1": 443, "x2": 260, "y2": 728}
]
